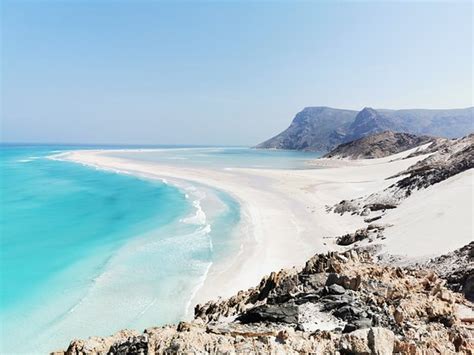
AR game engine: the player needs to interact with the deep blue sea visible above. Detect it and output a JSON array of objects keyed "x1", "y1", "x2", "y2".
[{"x1": 0, "y1": 144, "x2": 319, "y2": 353}]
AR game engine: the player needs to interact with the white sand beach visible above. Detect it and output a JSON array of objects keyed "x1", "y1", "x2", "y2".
[{"x1": 61, "y1": 148, "x2": 473, "y2": 311}]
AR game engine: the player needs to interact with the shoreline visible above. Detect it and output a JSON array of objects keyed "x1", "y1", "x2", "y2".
[
  {"x1": 52, "y1": 150, "x2": 243, "y2": 319},
  {"x1": 58, "y1": 147, "x2": 473, "y2": 314},
  {"x1": 58, "y1": 149, "x2": 337, "y2": 308}
]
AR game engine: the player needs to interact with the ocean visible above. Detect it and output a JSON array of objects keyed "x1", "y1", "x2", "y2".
[{"x1": 0, "y1": 145, "x2": 320, "y2": 353}]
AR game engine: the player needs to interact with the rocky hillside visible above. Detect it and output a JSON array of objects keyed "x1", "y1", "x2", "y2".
[
  {"x1": 56, "y1": 249, "x2": 473, "y2": 354},
  {"x1": 323, "y1": 131, "x2": 435, "y2": 159},
  {"x1": 256, "y1": 106, "x2": 473, "y2": 152},
  {"x1": 331, "y1": 134, "x2": 474, "y2": 216}
]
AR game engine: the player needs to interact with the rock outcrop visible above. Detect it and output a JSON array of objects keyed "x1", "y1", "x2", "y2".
[
  {"x1": 57, "y1": 249, "x2": 474, "y2": 354},
  {"x1": 323, "y1": 131, "x2": 435, "y2": 159},
  {"x1": 334, "y1": 223, "x2": 388, "y2": 246},
  {"x1": 256, "y1": 106, "x2": 473, "y2": 152},
  {"x1": 427, "y1": 242, "x2": 474, "y2": 302}
]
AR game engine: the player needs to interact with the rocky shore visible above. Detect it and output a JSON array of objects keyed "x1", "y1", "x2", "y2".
[{"x1": 55, "y1": 247, "x2": 473, "y2": 354}]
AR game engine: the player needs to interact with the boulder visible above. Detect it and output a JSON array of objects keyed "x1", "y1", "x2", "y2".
[
  {"x1": 368, "y1": 327, "x2": 395, "y2": 354},
  {"x1": 340, "y1": 327, "x2": 394, "y2": 355},
  {"x1": 340, "y1": 328, "x2": 371, "y2": 354},
  {"x1": 326, "y1": 273, "x2": 362, "y2": 291}
]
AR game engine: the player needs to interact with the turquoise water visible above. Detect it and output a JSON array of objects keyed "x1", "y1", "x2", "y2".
[
  {"x1": 1, "y1": 146, "x2": 188, "y2": 310},
  {"x1": 111, "y1": 147, "x2": 322, "y2": 169},
  {"x1": 0, "y1": 145, "x2": 241, "y2": 353},
  {"x1": 0, "y1": 145, "x2": 317, "y2": 353}
]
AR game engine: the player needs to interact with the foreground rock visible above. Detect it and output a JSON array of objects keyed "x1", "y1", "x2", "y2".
[{"x1": 57, "y1": 249, "x2": 473, "y2": 354}]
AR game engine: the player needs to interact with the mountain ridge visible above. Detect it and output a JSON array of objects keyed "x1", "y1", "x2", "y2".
[{"x1": 256, "y1": 106, "x2": 473, "y2": 152}]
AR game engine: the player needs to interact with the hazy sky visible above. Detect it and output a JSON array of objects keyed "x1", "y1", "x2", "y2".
[{"x1": 1, "y1": 0, "x2": 472, "y2": 145}]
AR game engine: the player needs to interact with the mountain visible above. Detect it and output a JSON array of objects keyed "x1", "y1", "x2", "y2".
[
  {"x1": 323, "y1": 131, "x2": 436, "y2": 159},
  {"x1": 256, "y1": 106, "x2": 473, "y2": 152},
  {"x1": 344, "y1": 108, "x2": 400, "y2": 143},
  {"x1": 255, "y1": 107, "x2": 358, "y2": 152}
]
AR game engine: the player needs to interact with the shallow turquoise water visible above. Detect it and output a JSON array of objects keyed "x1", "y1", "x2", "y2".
[
  {"x1": 0, "y1": 145, "x2": 241, "y2": 353},
  {"x1": 0, "y1": 146, "x2": 189, "y2": 310},
  {"x1": 111, "y1": 147, "x2": 322, "y2": 169},
  {"x1": 0, "y1": 145, "x2": 317, "y2": 353}
]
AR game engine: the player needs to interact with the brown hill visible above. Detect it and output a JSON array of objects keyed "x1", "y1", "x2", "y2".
[{"x1": 324, "y1": 131, "x2": 435, "y2": 159}]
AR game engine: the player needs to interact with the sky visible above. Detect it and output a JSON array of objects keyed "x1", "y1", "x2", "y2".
[{"x1": 1, "y1": 0, "x2": 472, "y2": 146}]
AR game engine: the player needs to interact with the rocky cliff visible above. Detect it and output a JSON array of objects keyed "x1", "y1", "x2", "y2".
[
  {"x1": 56, "y1": 248, "x2": 473, "y2": 354},
  {"x1": 323, "y1": 131, "x2": 436, "y2": 159},
  {"x1": 256, "y1": 106, "x2": 473, "y2": 152}
]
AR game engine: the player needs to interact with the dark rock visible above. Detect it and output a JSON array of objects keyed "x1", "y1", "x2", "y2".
[
  {"x1": 336, "y1": 229, "x2": 368, "y2": 246},
  {"x1": 364, "y1": 215, "x2": 382, "y2": 223},
  {"x1": 333, "y1": 305, "x2": 364, "y2": 321},
  {"x1": 363, "y1": 203, "x2": 397, "y2": 211},
  {"x1": 108, "y1": 335, "x2": 148, "y2": 355},
  {"x1": 327, "y1": 284, "x2": 346, "y2": 295},
  {"x1": 342, "y1": 324, "x2": 358, "y2": 333},
  {"x1": 275, "y1": 329, "x2": 290, "y2": 344},
  {"x1": 293, "y1": 292, "x2": 321, "y2": 305},
  {"x1": 463, "y1": 272, "x2": 474, "y2": 302},
  {"x1": 367, "y1": 223, "x2": 385, "y2": 231},
  {"x1": 238, "y1": 303, "x2": 299, "y2": 324},
  {"x1": 176, "y1": 322, "x2": 192, "y2": 332}
]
